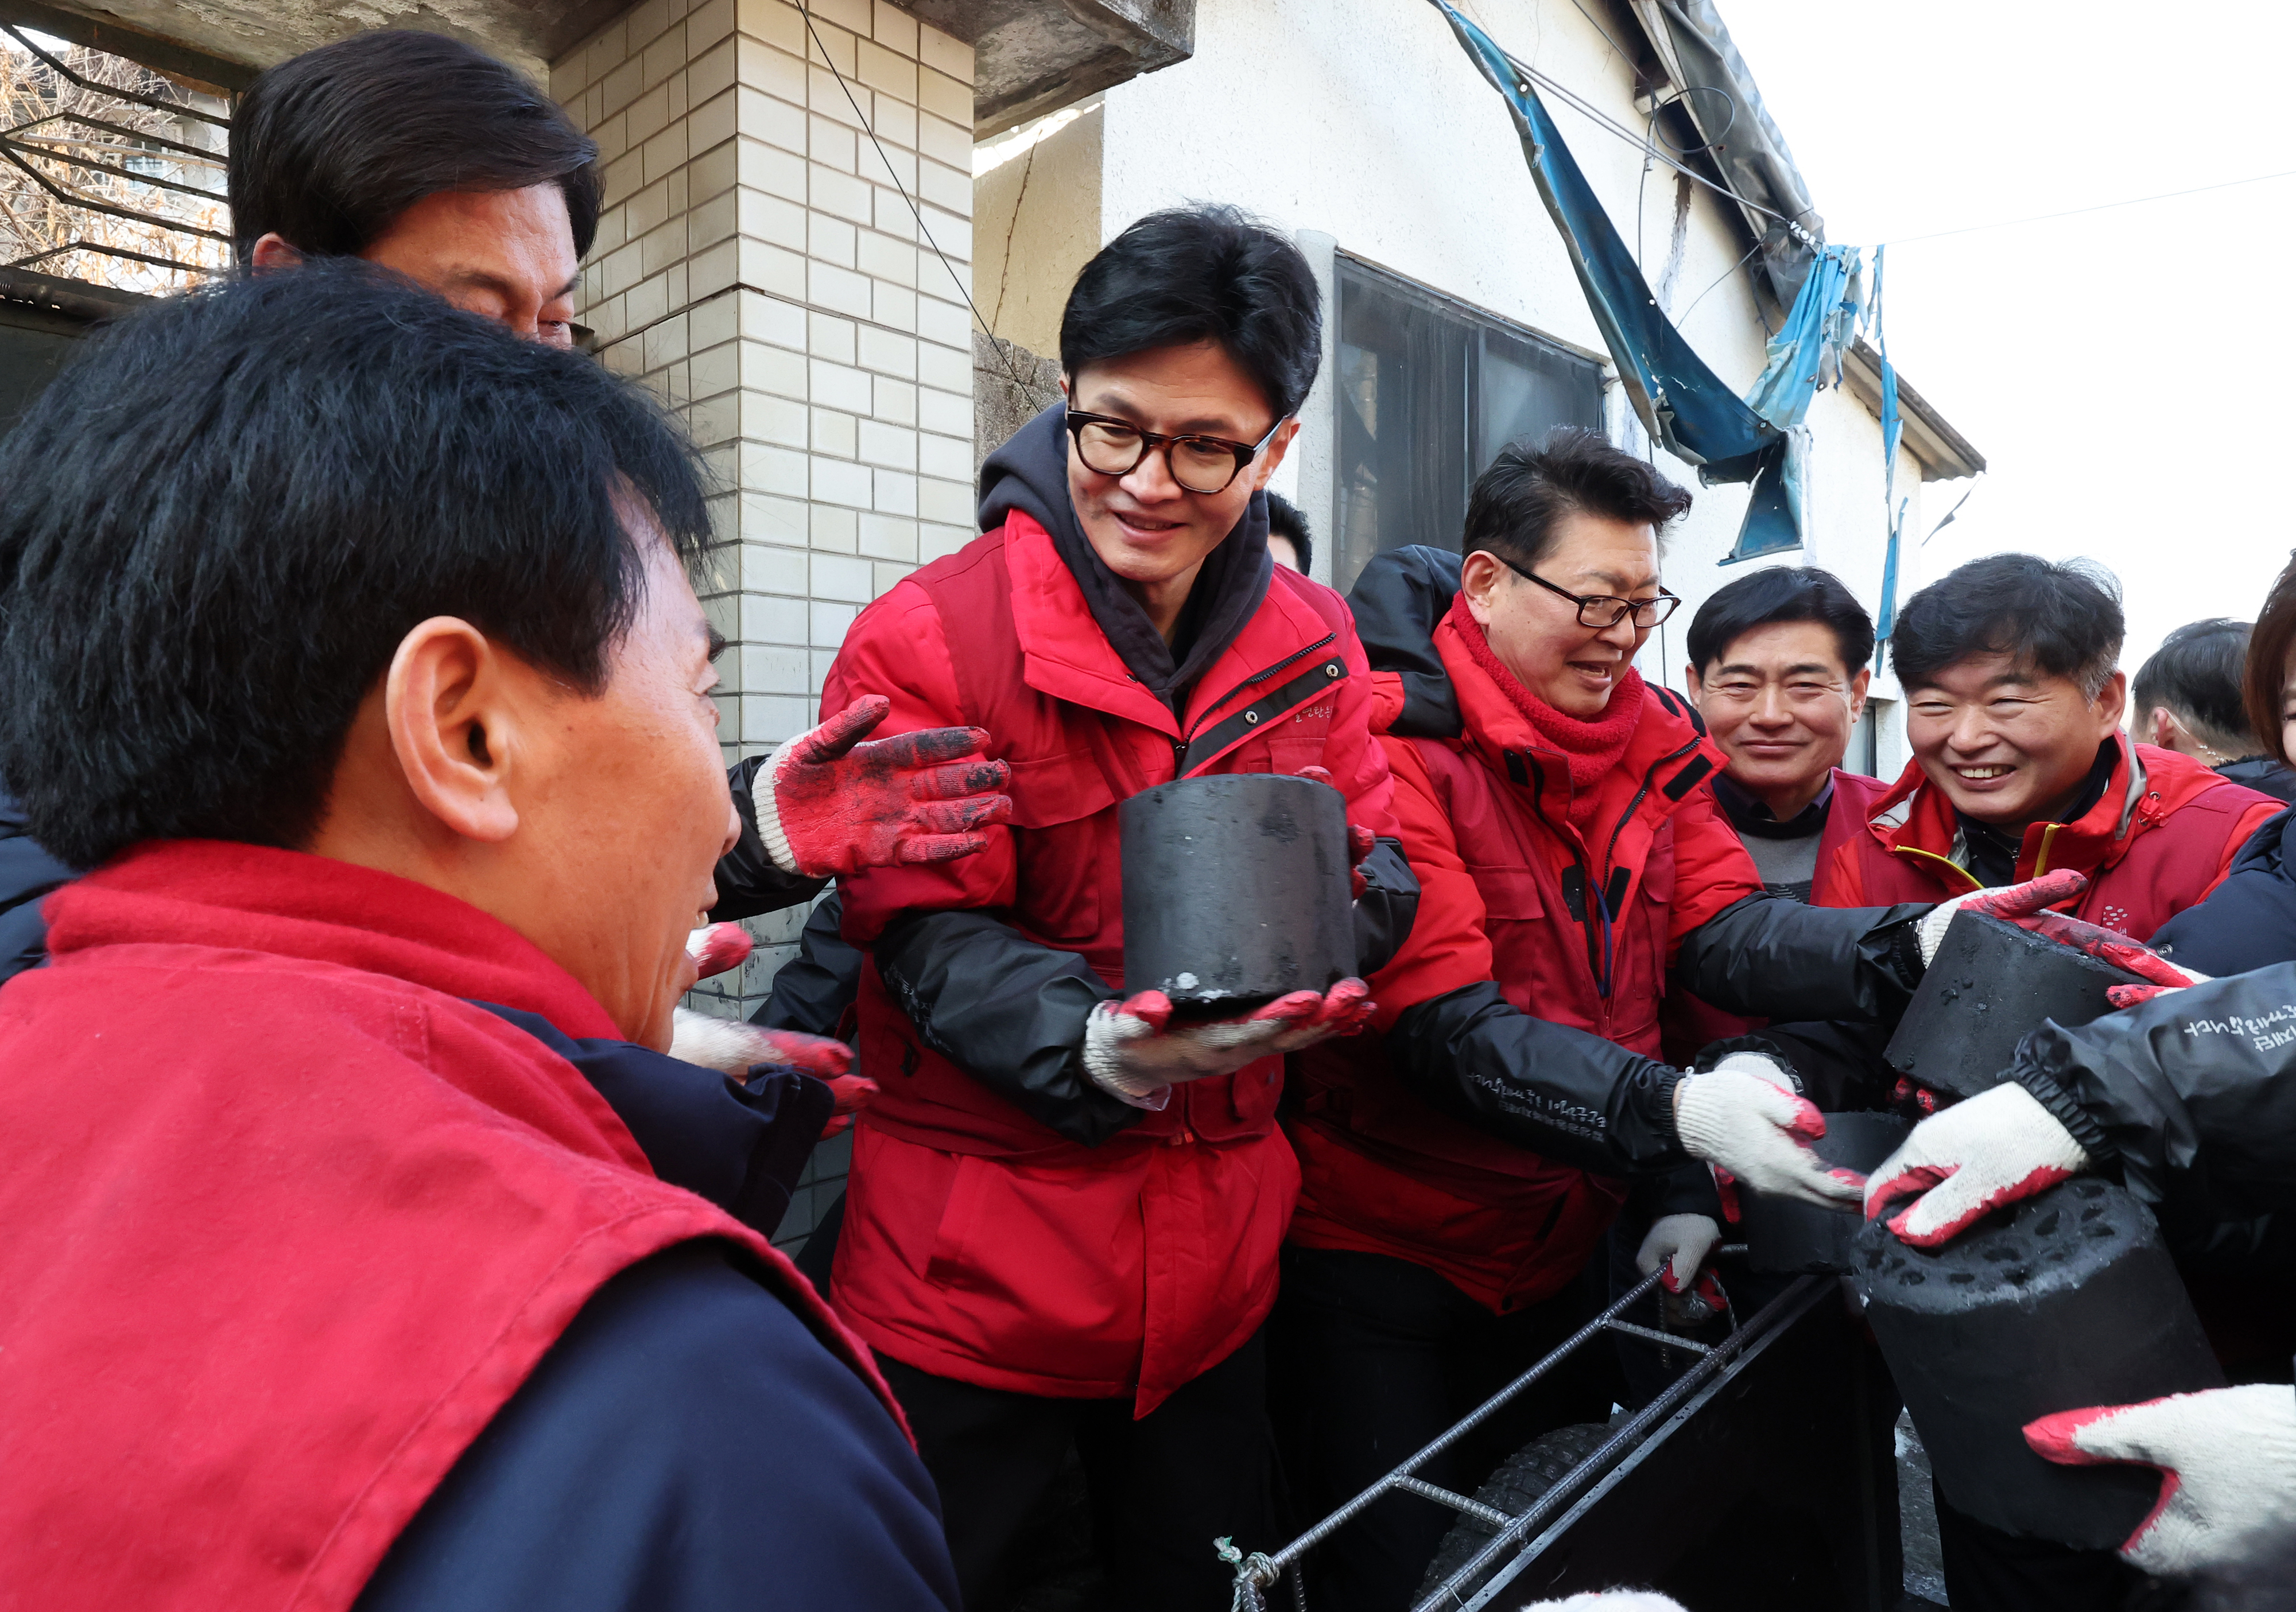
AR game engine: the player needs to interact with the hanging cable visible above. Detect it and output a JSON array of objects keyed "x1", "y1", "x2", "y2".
[
  {"x1": 1883, "y1": 166, "x2": 2296, "y2": 246},
  {"x1": 793, "y1": 2, "x2": 1052, "y2": 411}
]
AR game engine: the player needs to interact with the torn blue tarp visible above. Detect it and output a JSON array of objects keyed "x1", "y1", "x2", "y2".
[
  {"x1": 1744, "y1": 245, "x2": 1864, "y2": 430},
  {"x1": 1430, "y1": 1, "x2": 1860, "y2": 565},
  {"x1": 1874, "y1": 245, "x2": 1906, "y2": 639}
]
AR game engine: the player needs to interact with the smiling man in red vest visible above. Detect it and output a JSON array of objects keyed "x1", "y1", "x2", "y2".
[
  {"x1": 815, "y1": 206, "x2": 1414, "y2": 1610},
  {"x1": 1821, "y1": 554, "x2": 2280, "y2": 935},
  {"x1": 0, "y1": 265, "x2": 957, "y2": 1612}
]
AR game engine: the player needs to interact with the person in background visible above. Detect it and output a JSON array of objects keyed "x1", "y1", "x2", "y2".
[
  {"x1": 0, "y1": 264, "x2": 957, "y2": 1612},
  {"x1": 819, "y1": 207, "x2": 1413, "y2": 1612},
  {"x1": 1267, "y1": 489, "x2": 1313, "y2": 575},
  {"x1": 2131, "y1": 617, "x2": 2296, "y2": 803},
  {"x1": 0, "y1": 30, "x2": 1014, "y2": 1054},
  {"x1": 1278, "y1": 434, "x2": 1951, "y2": 1609},
  {"x1": 1818, "y1": 554, "x2": 2281, "y2": 939}
]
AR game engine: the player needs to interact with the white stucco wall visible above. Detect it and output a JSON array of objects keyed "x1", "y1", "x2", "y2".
[{"x1": 977, "y1": 0, "x2": 1938, "y2": 773}]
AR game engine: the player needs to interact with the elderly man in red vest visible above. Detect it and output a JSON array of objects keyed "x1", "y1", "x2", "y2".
[{"x1": 1820, "y1": 553, "x2": 2279, "y2": 932}]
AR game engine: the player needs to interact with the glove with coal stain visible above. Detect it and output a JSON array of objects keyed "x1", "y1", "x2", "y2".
[
  {"x1": 1915, "y1": 867, "x2": 2091, "y2": 965},
  {"x1": 754, "y1": 694, "x2": 1013, "y2": 877},
  {"x1": 1862, "y1": 1081, "x2": 2089, "y2": 1246},
  {"x1": 1673, "y1": 1051, "x2": 1864, "y2": 1213},
  {"x1": 2025, "y1": 1385, "x2": 2296, "y2": 1579},
  {"x1": 1634, "y1": 1212, "x2": 1726, "y2": 1325},
  {"x1": 1082, "y1": 981, "x2": 1375, "y2": 1110}
]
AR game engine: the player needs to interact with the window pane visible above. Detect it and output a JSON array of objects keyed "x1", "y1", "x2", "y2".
[{"x1": 1333, "y1": 255, "x2": 1605, "y2": 595}]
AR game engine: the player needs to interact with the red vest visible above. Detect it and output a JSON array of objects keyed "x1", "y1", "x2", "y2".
[
  {"x1": 822, "y1": 515, "x2": 1397, "y2": 1412},
  {"x1": 1821, "y1": 739, "x2": 2280, "y2": 938},
  {"x1": 0, "y1": 842, "x2": 893, "y2": 1612},
  {"x1": 1288, "y1": 619, "x2": 1762, "y2": 1311}
]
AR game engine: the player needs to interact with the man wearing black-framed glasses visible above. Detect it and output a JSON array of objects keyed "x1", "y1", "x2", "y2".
[
  {"x1": 812, "y1": 205, "x2": 1420, "y2": 1611},
  {"x1": 1279, "y1": 429, "x2": 1948, "y2": 1607}
]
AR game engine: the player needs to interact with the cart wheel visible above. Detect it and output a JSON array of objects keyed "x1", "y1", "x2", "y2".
[{"x1": 1417, "y1": 1421, "x2": 1614, "y2": 1602}]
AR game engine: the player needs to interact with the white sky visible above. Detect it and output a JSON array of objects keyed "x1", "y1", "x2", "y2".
[{"x1": 1717, "y1": 0, "x2": 2296, "y2": 682}]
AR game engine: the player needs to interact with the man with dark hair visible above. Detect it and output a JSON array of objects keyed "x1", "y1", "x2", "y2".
[
  {"x1": 1283, "y1": 430, "x2": 1948, "y2": 1606},
  {"x1": 1820, "y1": 554, "x2": 2281, "y2": 939},
  {"x1": 231, "y1": 29, "x2": 602, "y2": 342},
  {"x1": 813, "y1": 205, "x2": 1403, "y2": 1609},
  {"x1": 2132, "y1": 619, "x2": 2296, "y2": 802},
  {"x1": 1663, "y1": 566, "x2": 1894, "y2": 1066},
  {"x1": 0, "y1": 28, "x2": 1011, "y2": 1026},
  {"x1": 0, "y1": 265, "x2": 957, "y2": 1610},
  {"x1": 1267, "y1": 489, "x2": 1313, "y2": 574}
]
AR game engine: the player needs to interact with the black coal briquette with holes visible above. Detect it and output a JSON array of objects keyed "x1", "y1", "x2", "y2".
[
  {"x1": 1119, "y1": 773, "x2": 1355, "y2": 1019},
  {"x1": 1886, "y1": 911, "x2": 2151, "y2": 1099},
  {"x1": 1853, "y1": 1177, "x2": 2223, "y2": 1547},
  {"x1": 1740, "y1": 1110, "x2": 1910, "y2": 1273}
]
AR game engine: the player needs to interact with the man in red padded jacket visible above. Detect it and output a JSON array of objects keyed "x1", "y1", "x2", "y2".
[{"x1": 0, "y1": 266, "x2": 956, "y2": 1612}]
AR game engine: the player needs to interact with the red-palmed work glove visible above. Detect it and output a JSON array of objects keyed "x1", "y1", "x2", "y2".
[
  {"x1": 1863, "y1": 1082, "x2": 2090, "y2": 1246},
  {"x1": 1634, "y1": 1212, "x2": 1726, "y2": 1324},
  {"x1": 1297, "y1": 764, "x2": 1377, "y2": 898},
  {"x1": 1674, "y1": 1052, "x2": 1864, "y2": 1213},
  {"x1": 755, "y1": 694, "x2": 1013, "y2": 878},
  {"x1": 1915, "y1": 867, "x2": 2092, "y2": 965},
  {"x1": 1081, "y1": 980, "x2": 1375, "y2": 1109},
  {"x1": 2025, "y1": 1385, "x2": 2296, "y2": 1579}
]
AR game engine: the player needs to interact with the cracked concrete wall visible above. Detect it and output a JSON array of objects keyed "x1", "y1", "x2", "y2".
[{"x1": 969, "y1": 98, "x2": 1096, "y2": 364}]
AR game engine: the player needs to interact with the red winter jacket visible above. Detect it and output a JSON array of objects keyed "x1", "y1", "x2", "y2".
[
  {"x1": 823, "y1": 511, "x2": 1397, "y2": 1415},
  {"x1": 0, "y1": 841, "x2": 893, "y2": 1612},
  {"x1": 1289, "y1": 608, "x2": 1763, "y2": 1312},
  {"x1": 1820, "y1": 737, "x2": 2281, "y2": 938}
]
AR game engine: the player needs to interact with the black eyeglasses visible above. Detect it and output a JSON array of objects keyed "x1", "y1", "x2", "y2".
[
  {"x1": 1501, "y1": 554, "x2": 1681, "y2": 628},
  {"x1": 1063, "y1": 409, "x2": 1284, "y2": 495}
]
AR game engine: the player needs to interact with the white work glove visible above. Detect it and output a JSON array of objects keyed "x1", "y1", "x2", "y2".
[
  {"x1": 1915, "y1": 867, "x2": 2092, "y2": 965},
  {"x1": 2024, "y1": 1384, "x2": 2296, "y2": 1579},
  {"x1": 1673, "y1": 1053, "x2": 1863, "y2": 1213},
  {"x1": 752, "y1": 694, "x2": 1012, "y2": 877},
  {"x1": 1081, "y1": 981, "x2": 1373, "y2": 1109},
  {"x1": 1635, "y1": 1213, "x2": 1724, "y2": 1326},
  {"x1": 1862, "y1": 1081, "x2": 2091, "y2": 1246}
]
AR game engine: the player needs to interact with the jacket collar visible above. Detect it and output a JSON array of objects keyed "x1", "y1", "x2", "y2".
[
  {"x1": 1430, "y1": 614, "x2": 1724, "y2": 848},
  {"x1": 1001, "y1": 510, "x2": 1339, "y2": 743},
  {"x1": 1862, "y1": 733, "x2": 2219, "y2": 889},
  {"x1": 45, "y1": 839, "x2": 622, "y2": 1041}
]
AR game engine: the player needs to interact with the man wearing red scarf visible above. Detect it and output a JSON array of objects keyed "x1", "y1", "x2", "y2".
[{"x1": 1276, "y1": 430, "x2": 1942, "y2": 1609}]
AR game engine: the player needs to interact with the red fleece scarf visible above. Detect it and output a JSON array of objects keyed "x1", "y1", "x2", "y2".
[{"x1": 1449, "y1": 593, "x2": 1642, "y2": 828}]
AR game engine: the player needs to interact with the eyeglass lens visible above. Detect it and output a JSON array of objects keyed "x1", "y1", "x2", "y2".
[{"x1": 1075, "y1": 421, "x2": 1242, "y2": 494}]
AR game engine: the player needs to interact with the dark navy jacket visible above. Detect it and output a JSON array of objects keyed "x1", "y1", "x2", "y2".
[
  {"x1": 354, "y1": 1009, "x2": 958, "y2": 1611},
  {"x1": 2152, "y1": 806, "x2": 2296, "y2": 977},
  {"x1": 0, "y1": 789, "x2": 69, "y2": 985}
]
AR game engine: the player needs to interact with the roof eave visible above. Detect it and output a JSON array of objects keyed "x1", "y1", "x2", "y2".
[{"x1": 1841, "y1": 336, "x2": 1985, "y2": 481}]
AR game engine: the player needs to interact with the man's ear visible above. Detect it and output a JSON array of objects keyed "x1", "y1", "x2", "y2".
[
  {"x1": 1684, "y1": 665, "x2": 1705, "y2": 701},
  {"x1": 383, "y1": 617, "x2": 522, "y2": 843},
  {"x1": 1459, "y1": 549, "x2": 1506, "y2": 627},
  {"x1": 2146, "y1": 706, "x2": 2178, "y2": 748},
  {"x1": 1848, "y1": 666, "x2": 1872, "y2": 724},
  {"x1": 249, "y1": 233, "x2": 304, "y2": 272},
  {"x1": 1252, "y1": 418, "x2": 1304, "y2": 488},
  {"x1": 2092, "y1": 669, "x2": 2130, "y2": 733}
]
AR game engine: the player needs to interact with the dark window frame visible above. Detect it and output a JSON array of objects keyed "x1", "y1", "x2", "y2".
[{"x1": 1332, "y1": 253, "x2": 1605, "y2": 592}]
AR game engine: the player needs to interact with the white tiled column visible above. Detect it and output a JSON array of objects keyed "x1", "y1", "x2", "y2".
[{"x1": 552, "y1": 0, "x2": 979, "y2": 1023}]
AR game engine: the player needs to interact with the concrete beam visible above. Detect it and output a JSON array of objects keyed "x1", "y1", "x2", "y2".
[{"x1": 890, "y1": 0, "x2": 1190, "y2": 137}]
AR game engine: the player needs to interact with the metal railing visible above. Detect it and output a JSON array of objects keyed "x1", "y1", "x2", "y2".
[
  {"x1": 1, "y1": 21, "x2": 231, "y2": 292},
  {"x1": 1222, "y1": 1251, "x2": 1826, "y2": 1612}
]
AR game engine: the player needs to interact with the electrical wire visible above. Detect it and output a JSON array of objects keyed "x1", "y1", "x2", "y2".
[
  {"x1": 793, "y1": 2, "x2": 1051, "y2": 410},
  {"x1": 1673, "y1": 238, "x2": 1763, "y2": 321},
  {"x1": 1882, "y1": 167, "x2": 2296, "y2": 246}
]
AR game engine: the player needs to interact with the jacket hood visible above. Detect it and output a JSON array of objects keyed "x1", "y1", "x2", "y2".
[
  {"x1": 977, "y1": 402, "x2": 1270, "y2": 709},
  {"x1": 1346, "y1": 545, "x2": 1467, "y2": 736}
]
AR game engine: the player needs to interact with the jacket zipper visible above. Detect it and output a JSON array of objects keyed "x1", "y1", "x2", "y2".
[{"x1": 1170, "y1": 631, "x2": 1340, "y2": 779}]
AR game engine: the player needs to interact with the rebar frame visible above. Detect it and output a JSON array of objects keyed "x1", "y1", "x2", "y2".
[{"x1": 1224, "y1": 1251, "x2": 1826, "y2": 1612}]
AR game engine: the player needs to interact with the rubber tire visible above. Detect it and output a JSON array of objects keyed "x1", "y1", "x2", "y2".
[{"x1": 1416, "y1": 1421, "x2": 1615, "y2": 1603}]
